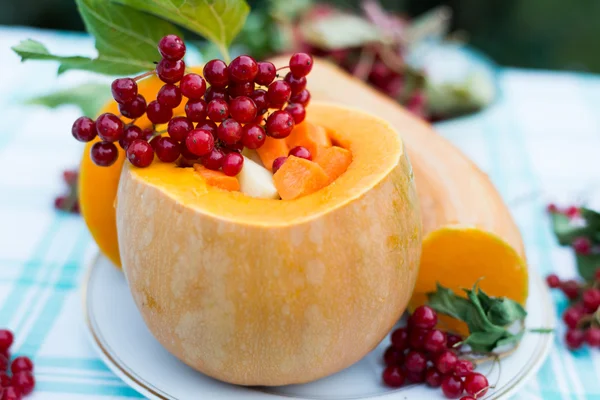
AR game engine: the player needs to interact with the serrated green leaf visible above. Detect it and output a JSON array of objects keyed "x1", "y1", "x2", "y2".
[
  {"x1": 486, "y1": 297, "x2": 527, "y2": 327},
  {"x1": 12, "y1": 0, "x2": 180, "y2": 75},
  {"x1": 27, "y1": 83, "x2": 112, "y2": 117},
  {"x1": 113, "y1": 0, "x2": 249, "y2": 60},
  {"x1": 463, "y1": 287, "x2": 507, "y2": 335},
  {"x1": 476, "y1": 286, "x2": 495, "y2": 311},
  {"x1": 427, "y1": 283, "x2": 475, "y2": 321},
  {"x1": 576, "y1": 253, "x2": 600, "y2": 282}
]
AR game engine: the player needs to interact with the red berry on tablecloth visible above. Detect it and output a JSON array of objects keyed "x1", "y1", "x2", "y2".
[
  {"x1": 560, "y1": 280, "x2": 581, "y2": 300},
  {"x1": 565, "y1": 206, "x2": 580, "y2": 218},
  {"x1": 410, "y1": 305, "x2": 438, "y2": 329},
  {"x1": 434, "y1": 350, "x2": 458, "y2": 374},
  {"x1": 563, "y1": 306, "x2": 583, "y2": 329},
  {"x1": 585, "y1": 327, "x2": 600, "y2": 347},
  {"x1": 391, "y1": 327, "x2": 409, "y2": 351},
  {"x1": 454, "y1": 359, "x2": 474, "y2": 377},
  {"x1": 383, "y1": 346, "x2": 404, "y2": 367},
  {"x1": 583, "y1": 288, "x2": 600, "y2": 312},
  {"x1": 425, "y1": 367, "x2": 443, "y2": 388},
  {"x1": 441, "y1": 374, "x2": 464, "y2": 398},
  {"x1": 405, "y1": 350, "x2": 428, "y2": 373},
  {"x1": 565, "y1": 329, "x2": 585, "y2": 350},
  {"x1": 424, "y1": 329, "x2": 447, "y2": 353},
  {"x1": 464, "y1": 372, "x2": 488, "y2": 397},
  {"x1": 0, "y1": 330, "x2": 14, "y2": 352},
  {"x1": 382, "y1": 365, "x2": 405, "y2": 388},
  {"x1": 1, "y1": 386, "x2": 21, "y2": 400},
  {"x1": 11, "y1": 372, "x2": 35, "y2": 395},
  {"x1": 546, "y1": 274, "x2": 561, "y2": 288},
  {"x1": 573, "y1": 237, "x2": 592, "y2": 255},
  {"x1": 11, "y1": 357, "x2": 33, "y2": 374},
  {"x1": 408, "y1": 327, "x2": 429, "y2": 350}
]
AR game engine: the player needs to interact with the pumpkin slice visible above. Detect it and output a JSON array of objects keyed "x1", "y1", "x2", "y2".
[
  {"x1": 315, "y1": 146, "x2": 353, "y2": 183},
  {"x1": 273, "y1": 156, "x2": 330, "y2": 200},
  {"x1": 193, "y1": 164, "x2": 240, "y2": 192},
  {"x1": 256, "y1": 136, "x2": 289, "y2": 171},
  {"x1": 286, "y1": 121, "x2": 331, "y2": 158},
  {"x1": 116, "y1": 103, "x2": 422, "y2": 386}
]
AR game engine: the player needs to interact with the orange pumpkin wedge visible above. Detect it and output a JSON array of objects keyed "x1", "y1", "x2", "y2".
[
  {"x1": 256, "y1": 135, "x2": 289, "y2": 171},
  {"x1": 286, "y1": 121, "x2": 331, "y2": 158},
  {"x1": 193, "y1": 164, "x2": 240, "y2": 192},
  {"x1": 315, "y1": 146, "x2": 353, "y2": 183},
  {"x1": 273, "y1": 156, "x2": 330, "y2": 200},
  {"x1": 116, "y1": 102, "x2": 422, "y2": 385}
]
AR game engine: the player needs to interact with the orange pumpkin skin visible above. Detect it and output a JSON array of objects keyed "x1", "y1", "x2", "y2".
[{"x1": 116, "y1": 103, "x2": 422, "y2": 386}]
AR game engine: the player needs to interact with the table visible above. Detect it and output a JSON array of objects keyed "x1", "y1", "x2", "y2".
[{"x1": 0, "y1": 26, "x2": 599, "y2": 399}]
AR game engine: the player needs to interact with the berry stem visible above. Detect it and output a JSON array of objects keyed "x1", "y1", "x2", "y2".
[
  {"x1": 276, "y1": 66, "x2": 290, "y2": 71},
  {"x1": 133, "y1": 70, "x2": 156, "y2": 81}
]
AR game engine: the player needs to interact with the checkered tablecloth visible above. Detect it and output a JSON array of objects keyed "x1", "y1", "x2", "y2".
[{"x1": 0, "y1": 26, "x2": 599, "y2": 399}]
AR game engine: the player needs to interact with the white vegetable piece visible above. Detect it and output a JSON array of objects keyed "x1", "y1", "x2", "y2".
[{"x1": 238, "y1": 156, "x2": 280, "y2": 199}]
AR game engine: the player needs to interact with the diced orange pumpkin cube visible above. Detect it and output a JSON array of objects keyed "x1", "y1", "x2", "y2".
[
  {"x1": 256, "y1": 136, "x2": 289, "y2": 171},
  {"x1": 286, "y1": 122, "x2": 331, "y2": 158},
  {"x1": 273, "y1": 156, "x2": 330, "y2": 200},
  {"x1": 315, "y1": 146, "x2": 352, "y2": 183},
  {"x1": 193, "y1": 164, "x2": 240, "y2": 191}
]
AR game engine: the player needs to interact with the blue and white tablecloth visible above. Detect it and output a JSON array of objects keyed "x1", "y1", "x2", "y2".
[{"x1": 0, "y1": 26, "x2": 599, "y2": 399}]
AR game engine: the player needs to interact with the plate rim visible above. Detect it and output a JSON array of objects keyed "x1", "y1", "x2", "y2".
[{"x1": 83, "y1": 252, "x2": 555, "y2": 400}]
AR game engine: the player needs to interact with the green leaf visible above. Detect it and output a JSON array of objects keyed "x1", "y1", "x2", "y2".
[
  {"x1": 27, "y1": 83, "x2": 112, "y2": 117},
  {"x1": 112, "y1": 0, "x2": 250, "y2": 61},
  {"x1": 427, "y1": 283, "x2": 475, "y2": 321},
  {"x1": 550, "y1": 211, "x2": 589, "y2": 246},
  {"x1": 495, "y1": 330, "x2": 524, "y2": 348},
  {"x1": 463, "y1": 287, "x2": 507, "y2": 335},
  {"x1": 576, "y1": 253, "x2": 600, "y2": 282},
  {"x1": 462, "y1": 331, "x2": 509, "y2": 353},
  {"x1": 486, "y1": 297, "x2": 527, "y2": 327},
  {"x1": 12, "y1": 0, "x2": 181, "y2": 75}
]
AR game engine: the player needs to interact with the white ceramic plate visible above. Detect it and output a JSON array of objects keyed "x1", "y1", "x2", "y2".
[{"x1": 84, "y1": 254, "x2": 555, "y2": 399}]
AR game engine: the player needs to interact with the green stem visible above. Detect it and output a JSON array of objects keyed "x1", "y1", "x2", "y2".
[
  {"x1": 529, "y1": 328, "x2": 554, "y2": 333},
  {"x1": 219, "y1": 44, "x2": 231, "y2": 64}
]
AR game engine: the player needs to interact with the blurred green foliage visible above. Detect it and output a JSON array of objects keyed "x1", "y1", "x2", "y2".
[{"x1": 1, "y1": 0, "x2": 598, "y2": 72}]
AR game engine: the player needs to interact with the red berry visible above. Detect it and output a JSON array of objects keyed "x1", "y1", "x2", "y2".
[
  {"x1": 196, "y1": 120, "x2": 218, "y2": 137},
  {"x1": 11, "y1": 356, "x2": 33, "y2": 374},
  {"x1": 285, "y1": 103, "x2": 306, "y2": 124},
  {"x1": 146, "y1": 100, "x2": 173, "y2": 124},
  {"x1": 179, "y1": 142, "x2": 199, "y2": 162},
  {"x1": 289, "y1": 146, "x2": 312, "y2": 161},
  {"x1": 156, "y1": 59, "x2": 185, "y2": 84},
  {"x1": 95, "y1": 113, "x2": 123, "y2": 142},
  {"x1": 565, "y1": 329, "x2": 585, "y2": 350},
  {"x1": 241, "y1": 124, "x2": 266, "y2": 149},
  {"x1": 267, "y1": 80, "x2": 291, "y2": 105},
  {"x1": 230, "y1": 96, "x2": 258, "y2": 123},
  {"x1": 424, "y1": 329, "x2": 447, "y2": 353},
  {"x1": 251, "y1": 89, "x2": 269, "y2": 114},
  {"x1": 157, "y1": 84, "x2": 182, "y2": 108},
  {"x1": 229, "y1": 55, "x2": 258, "y2": 83},
  {"x1": 573, "y1": 237, "x2": 592, "y2": 255},
  {"x1": 204, "y1": 86, "x2": 230, "y2": 103},
  {"x1": 405, "y1": 350, "x2": 428, "y2": 373},
  {"x1": 154, "y1": 137, "x2": 181, "y2": 163},
  {"x1": 167, "y1": 116, "x2": 194, "y2": 142},
  {"x1": 186, "y1": 129, "x2": 214, "y2": 157},
  {"x1": 222, "y1": 152, "x2": 244, "y2": 176},
  {"x1": 272, "y1": 156, "x2": 287, "y2": 173},
  {"x1": 63, "y1": 169, "x2": 78, "y2": 185},
  {"x1": 435, "y1": 350, "x2": 458, "y2": 374},
  {"x1": 1, "y1": 386, "x2": 21, "y2": 400},
  {"x1": 382, "y1": 365, "x2": 405, "y2": 388},
  {"x1": 464, "y1": 372, "x2": 488, "y2": 397},
  {"x1": 203, "y1": 59, "x2": 229, "y2": 88},
  {"x1": 546, "y1": 274, "x2": 561, "y2": 288},
  {"x1": 546, "y1": 203, "x2": 558, "y2": 213},
  {"x1": 289, "y1": 53, "x2": 313, "y2": 77},
  {"x1": 383, "y1": 346, "x2": 404, "y2": 366},
  {"x1": 207, "y1": 99, "x2": 229, "y2": 122},
  {"x1": 72, "y1": 116, "x2": 97, "y2": 142},
  {"x1": 201, "y1": 148, "x2": 225, "y2": 170},
  {"x1": 0, "y1": 354, "x2": 8, "y2": 371},
  {"x1": 583, "y1": 288, "x2": 600, "y2": 312},
  {"x1": 561, "y1": 280, "x2": 581, "y2": 300},
  {"x1": 158, "y1": 34, "x2": 186, "y2": 61},
  {"x1": 566, "y1": 206, "x2": 580, "y2": 218},
  {"x1": 228, "y1": 82, "x2": 254, "y2": 98},
  {"x1": 447, "y1": 334, "x2": 463, "y2": 349},
  {"x1": 284, "y1": 72, "x2": 307, "y2": 95},
  {"x1": 408, "y1": 327, "x2": 429, "y2": 350},
  {"x1": 410, "y1": 305, "x2": 438, "y2": 329},
  {"x1": 217, "y1": 118, "x2": 243, "y2": 145},
  {"x1": 425, "y1": 367, "x2": 443, "y2": 388},
  {"x1": 119, "y1": 94, "x2": 146, "y2": 119},
  {"x1": 405, "y1": 370, "x2": 426, "y2": 383},
  {"x1": 119, "y1": 125, "x2": 144, "y2": 150},
  {"x1": 461, "y1": 397, "x2": 476, "y2": 400},
  {"x1": 126, "y1": 139, "x2": 154, "y2": 168},
  {"x1": 255, "y1": 61, "x2": 276, "y2": 85},
  {"x1": 585, "y1": 327, "x2": 600, "y2": 347},
  {"x1": 253, "y1": 114, "x2": 264, "y2": 124},
  {"x1": 290, "y1": 89, "x2": 310, "y2": 107},
  {"x1": 391, "y1": 328, "x2": 409, "y2": 351},
  {"x1": 562, "y1": 306, "x2": 583, "y2": 330},
  {"x1": 90, "y1": 142, "x2": 119, "y2": 167},
  {"x1": 454, "y1": 359, "x2": 474, "y2": 377},
  {"x1": 180, "y1": 73, "x2": 206, "y2": 100},
  {"x1": 11, "y1": 372, "x2": 34, "y2": 395},
  {"x1": 185, "y1": 99, "x2": 208, "y2": 122},
  {"x1": 441, "y1": 374, "x2": 464, "y2": 399},
  {"x1": 111, "y1": 78, "x2": 137, "y2": 104},
  {"x1": 265, "y1": 110, "x2": 295, "y2": 139},
  {"x1": 0, "y1": 372, "x2": 11, "y2": 387}
]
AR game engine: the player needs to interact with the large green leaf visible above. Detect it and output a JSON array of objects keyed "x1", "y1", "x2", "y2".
[
  {"x1": 12, "y1": 0, "x2": 181, "y2": 75},
  {"x1": 113, "y1": 0, "x2": 250, "y2": 60},
  {"x1": 27, "y1": 83, "x2": 112, "y2": 117}
]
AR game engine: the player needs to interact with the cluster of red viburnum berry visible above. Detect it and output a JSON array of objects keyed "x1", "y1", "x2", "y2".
[
  {"x1": 70, "y1": 34, "x2": 313, "y2": 176},
  {"x1": 0, "y1": 329, "x2": 35, "y2": 400},
  {"x1": 382, "y1": 306, "x2": 490, "y2": 399}
]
